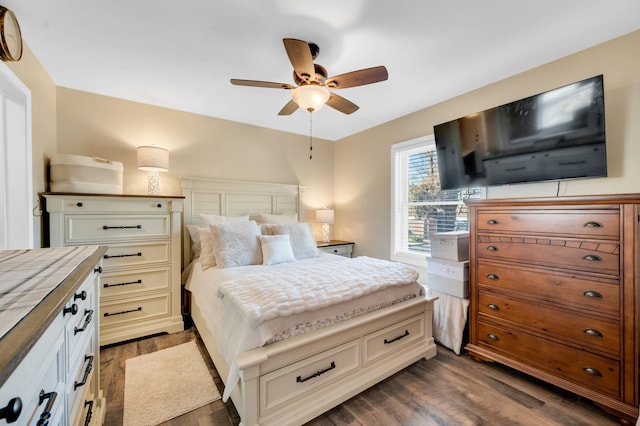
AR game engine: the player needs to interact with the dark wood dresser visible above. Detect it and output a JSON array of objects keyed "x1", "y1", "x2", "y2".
[{"x1": 465, "y1": 194, "x2": 639, "y2": 423}]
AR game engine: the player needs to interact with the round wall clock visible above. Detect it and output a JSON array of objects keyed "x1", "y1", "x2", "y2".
[{"x1": 0, "y1": 6, "x2": 23, "y2": 61}]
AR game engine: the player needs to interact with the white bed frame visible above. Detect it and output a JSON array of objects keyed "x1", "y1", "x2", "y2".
[{"x1": 181, "y1": 177, "x2": 437, "y2": 426}]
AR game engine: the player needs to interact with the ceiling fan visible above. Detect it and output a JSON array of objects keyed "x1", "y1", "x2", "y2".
[{"x1": 230, "y1": 38, "x2": 389, "y2": 115}]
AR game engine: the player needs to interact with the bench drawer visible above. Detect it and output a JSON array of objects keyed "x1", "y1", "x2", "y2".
[{"x1": 363, "y1": 314, "x2": 425, "y2": 365}]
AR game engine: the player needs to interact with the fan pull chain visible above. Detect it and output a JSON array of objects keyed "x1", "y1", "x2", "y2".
[{"x1": 309, "y1": 110, "x2": 313, "y2": 160}]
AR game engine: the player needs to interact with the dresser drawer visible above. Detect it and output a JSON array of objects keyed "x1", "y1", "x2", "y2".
[
  {"x1": 476, "y1": 262, "x2": 620, "y2": 317},
  {"x1": 101, "y1": 241, "x2": 170, "y2": 270},
  {"x1": 478, "y1": 291, "x2": 620, "y2": 356},
  {"x1": 476, "y1": 236, "x2": 619, "y2": 276},
  {"x1": 319, "y1": 244, "x2": 352, "y2": 257},
  {"x1": 476, "y1": 209, "x2": 620, "y2": 239},
  {"x1": 65, "y1": 214, "x2": 170, "y2": 243},
  {"x1": 363, "y1": 314, "x2": 425, "y2": 365},
  {"x1": 259, "y1": 340, "x2": 360, "y2": 414},
  {"x1": 101, "y1": 293, "x2": 172, "y2": 327},
  {"x1": 55, "y1": 197, "x2": 173, "y2": 213},
  {"x1": 476, "y1": 321, "x2": 620, "y2": 398},
  {"x1": 101, "y1": 267, "x2": 171, "y2": 297}
]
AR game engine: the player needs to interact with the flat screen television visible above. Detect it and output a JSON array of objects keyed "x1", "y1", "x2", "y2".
[{"x1": 434, "y1": 75, "x2": 606, "y2": 190}]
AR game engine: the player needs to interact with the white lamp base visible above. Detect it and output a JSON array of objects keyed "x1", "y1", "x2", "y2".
[
  {"x1": 147, "y1": 171, "x2": 160, "y2": 195},
  {"x1": 321, "y1": 223, "x2": 330, "y2": 243}
]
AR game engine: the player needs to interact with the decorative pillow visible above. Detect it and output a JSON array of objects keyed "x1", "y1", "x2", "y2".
[
  {"x1": 199, "y1": 213, "x2": 250, "y2": 227},
  {"x1": 210, "y1": 221, "x2": 262, "y2": 268},
  {"x1": 199, "y1": 227, "x2": 216, "y2": 271},
  {"x1": 262, "y1": 223, "x2": 319, "y2": 260},
  {"x1": 258, "y1": 235, "x2": 296, "y2": 266},
  {"x1": 256, "y1": 213, "x2": 298, "y2": 225},
  {"x1": 186, "y1": 224, "x2": 205, "y2": 259}
]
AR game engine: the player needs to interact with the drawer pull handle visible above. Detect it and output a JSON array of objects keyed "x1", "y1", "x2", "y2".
[
  {"x1": 104, "y1": 279, "x2": 142, "y2": 288},
  {"x1": 74, "y1": 355, "x2": 94, "y2": 390},
  {"x1": 582, "y1": 254, "x2": 602, "y2": 262},
  {"x1": 76, "y1": 202, "x2": 83, "y2": 207},
  {"x1": 487, "y1": 246, "x2": 498, "y2": 252},
  {"x1": 296, "y1": 361, "x2": 336, "y2": 383},
  {"x1": 486, "y1": 273, "x2": 499, "y2": 280},
  {"x1": 74, "y1": 309, "x2": 94, "y2": 335},
  {"x1": 37, "y1": 390, "x2": 57, "y2": 426},
  {"x1": 486, "y1": 219, "x2": 499, "y2": 225},
  {"x1": 104, "y1": 306, "x2": 142, "y2": 317},
  {"x1": 384, "y1": 330, "x2": 410, "y2": 344},
  {"x1": 84, "y1": 400, "x2": 94, "y2": 426},
  {"x1": 584, "y1": 328, "x2": 603, "y2": 337},
  {"x1": 102, "y1": 225, "x2": 142, "y2": 230},
  {"x1": 94, "y1": 266, "x2": 102, "y2": 274},
  {"x1": 583, "y1": 290, "x2": 603, "y2": 298},
  {"x1": 487, "y1": 304, "x2": 500, "y2": 311},
  {"x1": 0, "y1": 397, "x2": 22, "y2": 423},
  {"x1": 487, "y1": 333, "x2": 500, "y2": 341},
  {"x1": 157, "y1": 203, "x2": 162, "y2": 208},
  {"x1": 582, "y1": 366, "x2": 602, "y2": 377},
  {"x1": 63, "y1": 303, "x2": 78, "y2": 316},
  {"x1": 104, "y1": 252, "x2": 142, "y2": 259},
  {"x1": 583, "y1": 221, "x2": 603, "y2": 228},
  {"x1": 74, "y1": 290, "x2": 87, "y2": 301}
]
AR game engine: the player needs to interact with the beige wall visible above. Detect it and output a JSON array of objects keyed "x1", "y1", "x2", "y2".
[{"x1": 334, "y1": 30, "x2": 640, "y2": 260}]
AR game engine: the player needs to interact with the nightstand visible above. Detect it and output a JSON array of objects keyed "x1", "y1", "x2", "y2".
[{"x1": 317, "y1": 240, "x2": 355, "y2": 258}]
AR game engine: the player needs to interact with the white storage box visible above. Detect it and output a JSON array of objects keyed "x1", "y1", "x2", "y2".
[
  {"x1": 431, "y1": 231, "x2": 469, "y2": 261},
  {"x1": 427, "y1": 258, "x2": 469, "y2": 298},
  {"x1": 49, "y1": 153, "x2": 123, "y2": 194}
]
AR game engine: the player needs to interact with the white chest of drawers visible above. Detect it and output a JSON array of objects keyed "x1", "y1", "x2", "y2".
[{"x1": 43, "y1": 194, "x2": 185, "y2": 346}]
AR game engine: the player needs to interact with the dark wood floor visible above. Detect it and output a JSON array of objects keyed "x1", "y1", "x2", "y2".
[{"x1": 100, "y1": 327, "x2": 622, "y2": 426}]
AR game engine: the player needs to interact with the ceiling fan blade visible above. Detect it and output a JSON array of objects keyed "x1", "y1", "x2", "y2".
[
  {"x1": 326, "y1": 93, "x2": 359, "y2": 115},
  {"x1": 230, "y1": 79, "x2": 295, "y2": 89},
  {"x1": 283, "y1": 38, "x2": 315, "y2": 83},
  {"x1": 325, "y1": 66, "x2": 389, "y2": 89},
  {"x1": 278, "y1": 99, "x2": 298, "y2": 116}
]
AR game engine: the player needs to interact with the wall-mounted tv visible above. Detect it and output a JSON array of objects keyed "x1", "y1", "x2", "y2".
[{"x1": 434, "y1": 75, "x2": 606, "y2": 190}]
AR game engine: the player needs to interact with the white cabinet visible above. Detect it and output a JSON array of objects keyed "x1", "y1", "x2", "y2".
[
  {"x1": 316, "y1": 240, "x2": 354, "y2": 258},
  {"x1": 43, "y1": 194, "x2": 185, "y2": 346}
]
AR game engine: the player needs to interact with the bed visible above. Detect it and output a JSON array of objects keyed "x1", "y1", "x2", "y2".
[{"x1": 181, "y1": 177, "x2": 437, "y2": 426}]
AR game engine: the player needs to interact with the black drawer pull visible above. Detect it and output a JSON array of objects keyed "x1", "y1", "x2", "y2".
[
  {"x1": 74, "y1": 355, "x2": 94, "y2": 390},
  {"x1": 582, "y1": 254, "x2": 602, "y2": 262},
  {"x1": 156, "y1": 203, "x2": 162, "y2": 208},
  {"x1": 63, "y1": 303, "x2": 78, "y2": 316},
  {"x1": 583, "y1": 328, "x2": 603, "y2": 337},
  {"x1": 0, "y1": 397, "x2": 22, "y2": 423},
  {"x1": 76, "y1": 202, "x2": 83, "y2": 207},
  {"x1": 102, "y1": 225, "x2": 142, "y2": 230},
  {"x1": 487, "y1": 333, "x2": 500, "y2": 341},
  {"x1": 104, "y1": 306, "x2": 142, "y2": 317},
  {"x1": 582, "y1": 366, "x2": 602, "y2": 377},
  {"x1": 583, "y1": 221, "x2": 603, "y2": 228},
  {"x1": 74, "y1": 309, "x2": 94, "y2": 335},
  {"x1": 296, "y1": 361, "x2": 336, "y2": 383},
  {"x1": 486, "y1": 273, "x2": 499, "y2": 280},
  {"x1": 487, "y1": 304, "x2": 500, "y2": 311},
  {"x1": 94, "y1": 266, "x2": 102, "y2": 274},
  {"x1": 83, "y1": 400, "x2": 93, "y2": 426},
  {"x1": 37, "y1": 390, "x2": 57, "y2": 426},
  {"x1": 384, "y1": 330, "x2": 410, "y2": 344},
  {"x1": 74, "y1": 290, "x2": 87, "y2": 301},
  {"x1": 104, "y1": 252, "x2": 142, "y2": 259},
  {"x1": 486, "y1": 246, "x2": 498, "y2": 252},
  {"x1": 104, "y1": 279, "x2": 142, "y2": 288},
  {"x1": 486, "y1": 219, "x2": 499, "y2": 225},
  {"x1": 583, "y1": 290, "x2": 603, "y2": 298}
]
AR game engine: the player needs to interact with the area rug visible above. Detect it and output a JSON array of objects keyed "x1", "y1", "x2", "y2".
[{"x1": 123, "y1": 340, "x2": 220, "y2": 425}]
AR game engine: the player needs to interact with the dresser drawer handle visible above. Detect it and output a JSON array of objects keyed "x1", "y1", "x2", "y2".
[
  {"x1": 296, "y1": 361, "x2": 336, "y2": 383},
  {"x1": 486, "y1": 273, "x2": 499, "y2": 280},
  {"x1": 486, "y1": 219, "x2": 499, "y2": 225},
  {"x1": 74, "y1": 355, "x2": 94, "y2": 390},
  {"x1": 487, "y1": 304, "x2": 500, "y2": 311},
  {"x1": 84, "y1": 400, "x2": 94, "y2": 425},
  {"x1": 104, "y1": 252, "x2": 142, "y2": 259},
  {"x1": 74, "y1": 309, "x2": 94, "y2": 335},
  {"x1": 37, "y1": 390, "x2": 57, "y2": 426},
  {"x1": 104, "y1": 279, "x2": 142, "y2": 288},
  {"x1": 582, "y1": 254, "x2": 602, "y2": 262},
  {"x1": 582, "y1": 366, "x2": 603, "y2": 377},
  {"x1": 74, "y1": 290, "x2": 87, "y2": 301},
  {"x1": 583, "y1": 328, "x2": 603, "y2": 337},
  {"x1": 94, "y1": 266, "x2": 102, "y2": 274},
  {"x1": 0, "y1": 397, "x2": 22, "y2": 423},
  {"x1": 104, "y1": 306, "x2": 142, "y2": 317},
  {"x1": 486, "y1": 246, "x2": 498, "y2": 252},
  {"x1": 384, "y1": 330, "x2": 410, "y2": 344},
  {"x1": 583, "y1": 221, "x2": 603, "y2": 228},
  {"x1": 487, "y1": 333, "x2": 500, "y2": 341},
  {"x1": 583, "y1": 290, "x2": 603, "y2": 298},
  {"x1": 102, "y1": 225, "x2": 142, "y2": 230},
  {"x1": 76, "y1": 202, "x2": 83, "y2": 207},
  {"x1": 63, "y1": 303, "x2": 78, "y2": 316}
]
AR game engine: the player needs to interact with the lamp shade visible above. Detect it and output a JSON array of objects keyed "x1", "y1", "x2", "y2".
[
  {"x1": 291, "y1": 85, "x2": 330, "y2": 112},
  {"x1": 315, "y1": 208, "x2": 334, "y2": 224},
  {"x1": 137, "y1": 146, "x2": 169, "y2": 172}
]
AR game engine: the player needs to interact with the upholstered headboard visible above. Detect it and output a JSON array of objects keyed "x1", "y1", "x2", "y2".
[{"x1": 181, "y1": 177, "x2": 305, "y2": 267}]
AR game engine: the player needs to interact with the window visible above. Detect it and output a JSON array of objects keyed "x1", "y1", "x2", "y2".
[{"x1": 391, "y1": 135, "x2": 483, "y2": 266}]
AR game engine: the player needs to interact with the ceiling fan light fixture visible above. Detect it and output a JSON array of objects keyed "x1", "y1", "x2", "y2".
[{"x1": 291, "y1": 84, "x2": 330, "y2": 112}]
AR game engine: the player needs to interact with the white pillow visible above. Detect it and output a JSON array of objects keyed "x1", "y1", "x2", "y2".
[
  {"x1": 199, "y1": 227, "x2": 216, "y2": 271},
  {"x1": 258, "y1": 235, "x2": 296, "y2": 266},
  {"x1": 257, "y1": 213, "x2": 298, "y2": 225},
  {"x1": 210, "y1": 221, "x2": 262, "y2": 268},
  {"x1": 186, "y1": 224, "x2": 205, "y2": 259},
  {"x1": 262, "y1": 223, "x2": 319, "y2": 260},
  {"x1": 199, "y1": 213, "x2": 250, "y2": 227}
]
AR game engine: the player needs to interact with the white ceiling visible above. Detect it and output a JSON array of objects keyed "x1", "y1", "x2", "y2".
[{"x1": 5, "y1": 1, "x2": 640, "y2": 141}]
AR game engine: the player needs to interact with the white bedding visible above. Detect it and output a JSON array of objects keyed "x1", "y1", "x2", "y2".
[{"x1": 186, "y1": 253, "x2": 423, "y2": 400}]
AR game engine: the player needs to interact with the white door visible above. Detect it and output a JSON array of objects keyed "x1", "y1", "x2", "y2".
[{"x1": 0, "y1": 61, "x2": 32, "y2": 249}]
